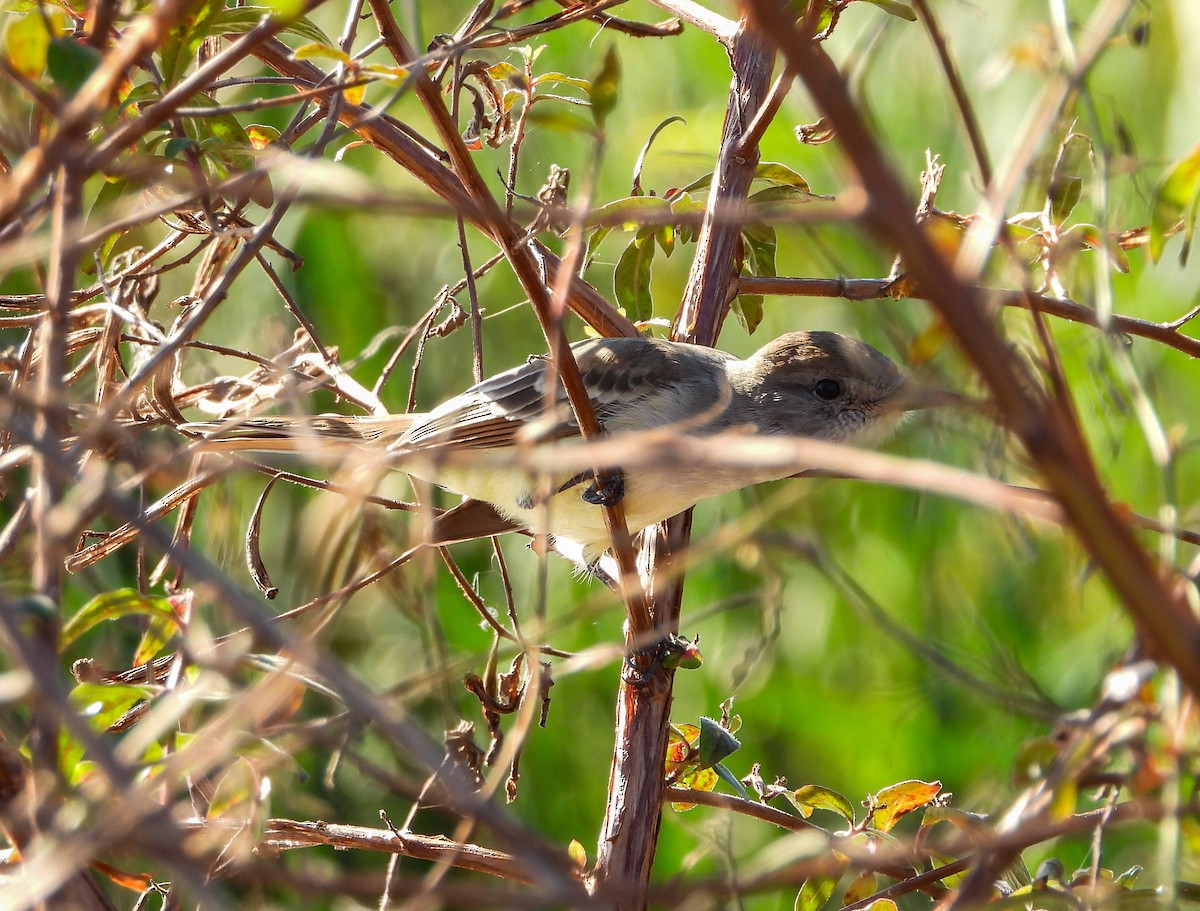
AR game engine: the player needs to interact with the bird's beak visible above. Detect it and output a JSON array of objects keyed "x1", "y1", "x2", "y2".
[{"x1": 886, "y1": 380, "x2": 966, "y2": 413}]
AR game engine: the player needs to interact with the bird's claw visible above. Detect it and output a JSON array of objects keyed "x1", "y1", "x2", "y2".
[
  {"x1": 621, "y1": 634, "x2": 703, "y2": 687},
  {"x1": 582, "y1": 469, "x2": 625, "y2": 507}
]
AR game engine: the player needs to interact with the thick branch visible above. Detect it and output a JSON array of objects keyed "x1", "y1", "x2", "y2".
[{"x1": 589, "y1": 16, "x2": 776, "y2": 910}]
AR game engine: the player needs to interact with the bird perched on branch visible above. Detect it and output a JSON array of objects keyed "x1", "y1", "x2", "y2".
[{"x1": 182, "y1": 331, "x2": 944, "y2": 565}]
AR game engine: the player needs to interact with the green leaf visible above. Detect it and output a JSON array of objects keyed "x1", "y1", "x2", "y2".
[
  {"x1": 654, "y1": 225, "x2": 675, "y2": 257},
  {"x1": 683, "y1": 161, "x2": 812, "y2": 195},
  {"x1": 1046, "y1": 134, "x2": 1092, "y2": 225},
  {"x1": 794, "y1": 874, "x2": 838, "y2": 911},
  {"x1": 789, "y1": 784, "x2": 855, "y2": 823},
  {"x1": 261, "y1": 0, "x2": 305, "y2": 23},
  {"x1": 860, "y1": 0, "x2": 917, "y2": 21},
  {"x1": 162, "y1": 136, "x2": 200, "y2": 158},
  {"x1": 70, "y1": 683, "x2": 153, "y2": 732},
  {"x1": 749, "y1": 184, "x2": 826, "y2": 207},
  {"x1": 133, "y1": 613, "x2": 179, "y2": 667},
  {"x1": 178, "y1": 93, "x2": 272, "y2": 205},
  {"x1": 534, "y1": 72, "x2": 590, "y2": 91},
  {"x1": 613, "y1": 235, "x2": 654, "y2": 322},
  {"x1": 712, "y1": 762, "x2": 751, "y2": 800},
  {"x1": 589, "y1": 46, "x2": 620, "y2": 129},
  {"x1": 487, "y1": 61, "x2": 521, "y2": 80},
  {"x1": 62, "y1": 589, "x2": 181, "y2": 646},
  {"x1": 583, "y1": 224, "x2": 612, "y2": 268},
  {"x1": 632, "y1": 115, "x2": 687, "y2": 195},
  {"x1": 208, "y1": 7, "x2": 332, "y2": 45},
  {"x1": 586, "y1": 195, "x2": 672, "y2": 230},
  {"x1": 1150, "y1": 143, "x2": 1200, "y2": 263},
  {"x1": 1115, "y1": 865, "x2": 1143, "y2": 887},
  {"x1": 697, "y1": 716, "x2": 740, "y2": 770},
  {"x1": 752, "y1": 162, "x2": 813, "y2": 190},
  {"x1": 46, "y1": 37, "x2": 101, "y2": 94},
  {"x1": 742, "y1": 224, "x2": 777, "y2": 277},
  {"x1": 732, "y1": 296, "x2": 764, "y2": 334},
  {"x1": 843, "y1": 871, "x2": 878, "y2": 905}
]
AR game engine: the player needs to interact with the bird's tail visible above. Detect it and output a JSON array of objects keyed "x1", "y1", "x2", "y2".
[{"x1": 178, "y1": 413, "x2": 418, "y2": 453}]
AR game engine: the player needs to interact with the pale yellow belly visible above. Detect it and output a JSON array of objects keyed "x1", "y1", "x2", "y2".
[{"x1": 406, "y1": 455, "x2": 789, "y2": 563}]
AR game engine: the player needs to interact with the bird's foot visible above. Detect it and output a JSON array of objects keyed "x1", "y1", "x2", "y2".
[
  {"x1": 621, "y1": 634, "x2": 703, "y2": 687},
  {"x1": 582, "y1": 468, "x2": 625, "y2": 507}
]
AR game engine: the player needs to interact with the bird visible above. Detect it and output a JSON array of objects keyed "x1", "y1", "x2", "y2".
[{"x1": 181, "y1": 331, "x2": 941, "y2": 565}]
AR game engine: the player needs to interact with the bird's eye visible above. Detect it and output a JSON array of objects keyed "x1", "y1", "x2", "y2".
[{"x1": 813, "y1": 379, "x2": 842, "y2": 400}]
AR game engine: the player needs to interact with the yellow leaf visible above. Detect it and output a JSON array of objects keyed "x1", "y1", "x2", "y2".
[{"x1": 869, "y1": 779, "x2": 941, "y2": 833}]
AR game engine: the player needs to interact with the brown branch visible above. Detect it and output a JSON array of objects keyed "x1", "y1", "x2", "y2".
[
  {"x1": 590, "y1": 15, "x2": 778, "y2": 910},
  {"x1": 202, "y1": 817, "x2": 532, "y2": 882},
  {"x1": 737, "y1": 275, "x2": 1200, "y2": 359},
  {"x1": 550, "y1": 0, "x2": 685, "y2": 38}
]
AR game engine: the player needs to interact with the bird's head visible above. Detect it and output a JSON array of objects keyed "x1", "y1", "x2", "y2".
[{"x1": 746, "y1": 331, "x2": 952, "y2": 443}]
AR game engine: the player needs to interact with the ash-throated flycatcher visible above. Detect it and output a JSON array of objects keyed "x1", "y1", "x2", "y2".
[{"x1": 183, "y1": 331, "x2": 943, "y2": 564}]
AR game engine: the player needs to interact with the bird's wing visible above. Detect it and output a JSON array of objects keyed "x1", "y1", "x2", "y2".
[
  {"x1": 395, "y1": 337, "x2": 709, "y2": 452},
  {"x1": 181, "y1": 414, "x2": 416, "y2": 452}
]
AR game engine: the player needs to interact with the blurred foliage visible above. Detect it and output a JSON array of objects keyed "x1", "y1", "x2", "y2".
[{"x1": 2, "y1": 0, "x2": 1200, "y2": 908}]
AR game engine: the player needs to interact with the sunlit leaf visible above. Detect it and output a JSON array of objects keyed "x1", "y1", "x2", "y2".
[
  {"x1": 655, "y1": 225, "x2": 675, "y2": 256},
  {"x1": 789, "y1": 785, "x2": 855, "y2": 823},
  {"x1": 246, "y1": 124, "x2": 281, "y2": 149},
  {"x1": 261, "y1": 0, "x2": 305, "y2": 24},
  {"x1": 671, "y1": 766, "x2": 717, "y2": 811},
  {"x1": 666, "y1": 724, "x2": 700, "y2": 774},
  {"x1": 90, "y1": 860, "x2": 155, "y2": 892},
  {"x1": 5, "y1": 10, "x2": 53, "y2": 77},
  {"x1": 1115, "y1": 865, "x2": 1143, "y2": 887},
  {"x1": 869, "y1": 779, "x2": 941, "y2": 832},
  {"x1": 292, "y1": 42, "x2": 352, "y2": 64},
  {"x1": 1150, "y1": 143, "x2": 1200, "y2": 263},
  {"x1": 487, "y1": 61, "x2": 520, "y2": 80},
  {"x1": 683, "y1": 161, "x2": 812, "y2": 195},
  {"x1": 586, "y1": 195, "x2": 671, "y2": 231},
  {"x1": 795, "y1": 873, "x2": 838, "y2": 911},
  {"x1": 568, "y1": 838, "x2": 587, "y2": 870},
  {"x1": 62, "y1": 589, "x2": 182, "y2": 646},
  {"x1": 842, "y1": 870, "x2": 877, "y2": 905},
  {"x1": 69, "y1": 683, "x2": 152, "y2": 734},
  {"x1": 534, "y1": 72, "x2": 590, "y2": 91},
  {"x1": 207, "y1": 759, "x2": 258, "y2": 819}
]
